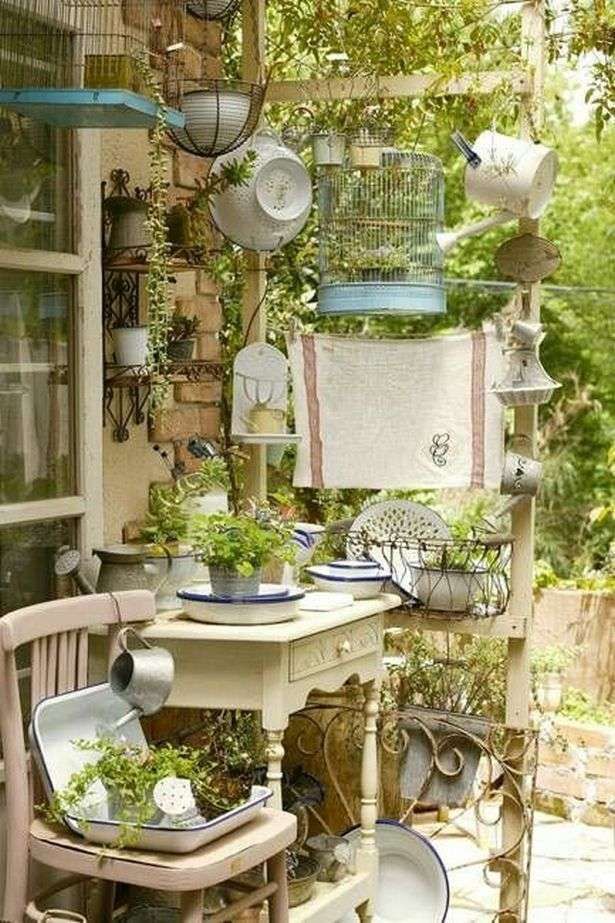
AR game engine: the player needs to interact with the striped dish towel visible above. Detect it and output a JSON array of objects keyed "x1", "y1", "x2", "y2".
[{"x1": 288, "y1": 327, "x2": 505, "y2": 489}]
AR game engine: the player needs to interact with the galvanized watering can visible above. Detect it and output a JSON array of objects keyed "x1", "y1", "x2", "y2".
[{"x1": 109, "y1": 627, "x2": 175, "y2": 729}]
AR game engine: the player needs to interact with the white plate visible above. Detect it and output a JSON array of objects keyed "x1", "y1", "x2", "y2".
[
  {"x1": 344, "y1": 820, "x2": 449, "y2": 922},
  {"x1": 178, "y1": 583, "x2": 305, "y2": 624}
]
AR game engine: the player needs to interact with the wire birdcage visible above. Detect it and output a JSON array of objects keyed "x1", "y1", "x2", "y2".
[
  {"x1": 0, "y1": 0, "x2": 185, "y2": 127},
  {"x1": 186, "y1": 0, "x2": 240, "y2": 21},
  {"x1": 345, "y1": 531, "x2": 513, "y2": 618},
  {"x1": 317, "y1": 150, "x2": 447, "y2": 316}
]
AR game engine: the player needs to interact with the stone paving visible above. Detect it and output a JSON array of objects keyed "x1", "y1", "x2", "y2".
[{"x1": 433, "y1": 810, "x2": 615, "y2": 921}]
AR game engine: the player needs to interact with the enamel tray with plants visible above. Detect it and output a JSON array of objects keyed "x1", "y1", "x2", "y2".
[{"x1": 30, "y1": 683, "x2": 272, "y2": 853}]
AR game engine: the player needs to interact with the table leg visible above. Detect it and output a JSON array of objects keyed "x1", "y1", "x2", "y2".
[
  {"x1": 265, "y1": 728, "x2": 285, "y2": 810},
  {"x1": 358, "y1": 679, "x2": 379, "y2": 922}
]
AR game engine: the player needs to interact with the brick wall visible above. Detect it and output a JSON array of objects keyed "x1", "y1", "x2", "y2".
[{"x1": 535, "y1": 718, "x2": 615, "y2": 826}]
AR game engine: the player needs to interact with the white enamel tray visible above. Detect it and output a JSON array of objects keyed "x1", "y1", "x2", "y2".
[
  {"x1": 30, "y1": 683, "x2": 271, "y2": 853},
  {"x1": 343, "y1": 820, "x2": 449, "y2": 922},
  {"x1": 177, "y1": 583, "x2": 305, "y2": 624}
]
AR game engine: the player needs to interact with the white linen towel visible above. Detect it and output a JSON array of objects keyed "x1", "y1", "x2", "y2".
[{"x1": 288, "y1": 328, "x2": 504, "y2": 489}]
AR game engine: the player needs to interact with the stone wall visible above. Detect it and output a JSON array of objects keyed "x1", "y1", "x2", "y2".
[
  {"x1": 536, "y1": 718, "x2": 615, "y2": 826},
  {"x1": 533, "y1": 589, "x2": 615, "y2": 703}
]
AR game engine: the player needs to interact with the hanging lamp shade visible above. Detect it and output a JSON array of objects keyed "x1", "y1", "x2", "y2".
[
  {"x1": 0, "y1": 0, "x2": 185, "y2": 129},
  {"x1": 491, "y1": 347, "x2": 561, "y2": 406},
  {"x1": 317, "y1": 149, "x2": 447, "y2": 316}
]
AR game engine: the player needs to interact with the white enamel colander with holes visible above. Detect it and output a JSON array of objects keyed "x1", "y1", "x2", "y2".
[{"x1": 208, "y1": 128, "x2": 312, "y2": 251}]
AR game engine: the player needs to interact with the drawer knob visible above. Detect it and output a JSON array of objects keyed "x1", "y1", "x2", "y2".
[{"x1": 337, "y1": 639, "x2": 352, "y2": 656}]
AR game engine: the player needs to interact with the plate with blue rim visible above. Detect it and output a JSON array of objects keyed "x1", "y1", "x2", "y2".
[{"x1": 341, "y1": 819, "x2": 449, "y2": 922}]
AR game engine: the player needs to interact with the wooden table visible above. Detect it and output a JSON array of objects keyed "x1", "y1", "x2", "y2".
[{"x1": 94, "y1": 593, "x2": 400, "y2": 922}]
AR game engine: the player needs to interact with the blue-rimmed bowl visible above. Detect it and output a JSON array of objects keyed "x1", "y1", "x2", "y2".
[
  {"x1": 305, "y1": 564, "x2": 390, "y2": 599},
  {"x1": 177, "y1": 583, "x2": 305, "y2": 624}
]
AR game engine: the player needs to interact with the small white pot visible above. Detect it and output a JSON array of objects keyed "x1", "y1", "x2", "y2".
[
  {"x1": 111, "y1": 326, "x2": 149, "y2": 367},
  {"x1": 409, "y1": 565, "x2": 488, "y2": 612},
  {"x1": 465, "y1": 130, "x2": 558, "y2": 219},
  {"x1": 312, "y1": 133, "x2": 346, "y2": 166}
]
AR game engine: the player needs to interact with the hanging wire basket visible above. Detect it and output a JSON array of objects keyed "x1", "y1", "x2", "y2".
[
  {"x1": 166, "y1": 78, "x2": 265, "y2": 158},
  {"x1": 317, "y1": 150, "x2": 446, "y2": 315},
  {"x1": 345, "y1": 532, "x2": 513, "y2": 618},
  {"x1": 186, "y1": 0, "x2": 241, "y2": 21}
]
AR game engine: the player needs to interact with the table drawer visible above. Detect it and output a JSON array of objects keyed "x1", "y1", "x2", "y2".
[{"x1": 289, "y1": 616, "x2": 381, "y2": 682}]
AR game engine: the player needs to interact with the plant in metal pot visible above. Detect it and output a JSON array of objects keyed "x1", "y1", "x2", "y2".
[
  {"x1": 166, "y1": 312, "x2": 202, "y2": 361},
  {"x1": 189, "y1": 509, "x2": 296, "y2": 597},
  {"x1": 139, "y1": 485, "x2": 197, "y2": 611},
  {"x1": 44, "y1": 737, "x2": 251, "y2": 849}
]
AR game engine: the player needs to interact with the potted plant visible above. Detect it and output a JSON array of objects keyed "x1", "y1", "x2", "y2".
[
  {"x1": 140, "y1": 484, "x2": 198, "y2": 611},
  {"x1": 531, "y1": 645, "x2": 574, "y2": 713},
  {"x1": 408, "y1": 542, "x2": 490, "y2": 613},
  {"x1": 111, "y1": 325, "x2": 149, "y2": 367},
  {"x1": 311, "y1": 129, "x2": 346, "y2": 167},
  {"x1": 167, "y1": 312, "x2": 202, "y2": 361},
  {"x1": 189, "y1": 510, "x2": 296, "y2": 597},
  {"x1": 45, "y1": 736, "x2": 252, "y2": 849}
]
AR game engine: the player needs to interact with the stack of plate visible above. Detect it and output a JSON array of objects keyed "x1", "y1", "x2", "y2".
[
  {"x1": 306, "y1": 560, "x2": 390, "y2": 599},
  {"x1": 177, "y1": 583, "x2": 305, "y2": 625}
]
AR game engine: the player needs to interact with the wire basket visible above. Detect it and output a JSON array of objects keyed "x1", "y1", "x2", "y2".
[
  {"x1": 317, "y1": 150, "x2": 446, "y2": 316},
  {"x1": 186, "y1": 0, "x2": 240, "y2": 21},
  {"x1": 346, "y1": 532, "x2": 513, "y2": 618},
  {"x1": 0, "y1": 0, "x2": 184, "y2": 93},
  {"x1": 166, "y1": 77, "x2": 264, "y2": 157}
]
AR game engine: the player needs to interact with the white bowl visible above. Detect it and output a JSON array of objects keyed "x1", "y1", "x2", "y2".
[
  {"x1": 328, "y1": 559, "x2": 383, "y2": 575},
  {"x1": 306, "y1": 565, "x2": 390, "y2": 599},
  {"x1": 177, "y1": 583, "x2": 304, "y2": 624},
  {"x1": 175, "y1": 90, "x2": 251, "y2": 155}
]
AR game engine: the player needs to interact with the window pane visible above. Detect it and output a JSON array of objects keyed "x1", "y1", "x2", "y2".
[
  {"x1": 0, "y1": 112, "x2": 71, "y2": 252},
  {"x1": 0, "y1": 270, "x2": 73, "y2": 502},
  {"x1": 0, "y1": 519, "x2": 73, "y2": 616}
]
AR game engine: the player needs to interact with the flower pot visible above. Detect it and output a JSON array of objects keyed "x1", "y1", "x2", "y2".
[
  {"x1": 106, "y1": 197, "x2": 151, "y2": 251},
  {"x1": 208, "y1": 565, "x2": 262, "y2": 598},
  {"x1": 167, "y1": 338, "x2": 195, "y2": 361},
  {"x1": 311, "y1": 132, "x2": 346, "y2": 166},
  {"x1": 408, "y1": 563, "x2": 489, "y2": 613},
  {"x1": 111, "y1": 326, "x2": 149, "y2": 367},
  {"x1": 398, "y1": 705, "x2": 489, "y2": 808},
  {"x1": 288, "y1": 856, "x2": 320, "y2": 907}
]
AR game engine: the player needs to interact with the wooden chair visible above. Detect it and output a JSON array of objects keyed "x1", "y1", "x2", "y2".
[{"x1": 0, "y1": 591, "x2": 296, "y2": 923}]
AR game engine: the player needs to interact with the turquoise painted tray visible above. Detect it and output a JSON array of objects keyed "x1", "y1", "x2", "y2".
[{"x1": 0, "y1": 89, "x2": 185, "y2": 130}]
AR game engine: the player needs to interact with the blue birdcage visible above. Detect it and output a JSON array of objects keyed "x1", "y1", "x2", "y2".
[
  {"x1": 317, "y1": 150, "x2": 447, "y2": 316},
  {"x1": 0, "y1": 0, "x2": 185, "y2": 129}
]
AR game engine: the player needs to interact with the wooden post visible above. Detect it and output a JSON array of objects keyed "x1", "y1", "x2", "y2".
[
  {"x1": 241, "y1": 0, "x2": 268, "y2": 502},
  {"x1": 502, "y1": 2, "x2": 545, "y2": 918}
]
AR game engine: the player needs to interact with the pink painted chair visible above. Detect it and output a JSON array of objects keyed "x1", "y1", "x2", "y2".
[{"x1": 0, "y1": 591, "x2": 295, "y2": 923}]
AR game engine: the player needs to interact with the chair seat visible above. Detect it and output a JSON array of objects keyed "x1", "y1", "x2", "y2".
[{"x1": 30, "y1": 810, "x2": 297, "y2": 892}]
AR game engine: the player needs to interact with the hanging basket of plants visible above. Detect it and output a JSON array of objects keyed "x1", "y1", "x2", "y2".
[
  {"x1": 167, "y1": 78, "x2": 265, "y2": 158},
  {"x1": 186, "y1": 0, "x2": 241, "y2": 22}
]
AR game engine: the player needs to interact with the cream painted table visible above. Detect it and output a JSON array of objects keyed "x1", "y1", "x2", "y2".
[{"x1": 96, "y1": 593, "x2": 400, "y2": 923}]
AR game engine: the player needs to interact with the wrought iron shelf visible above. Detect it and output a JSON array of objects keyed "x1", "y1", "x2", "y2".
[
  {"x1": 103, "y1": 245, "x2": 212, "y2": 274},
  {"x1": 105, "y1": 360, "x2": 225, "y2": 387},
  {"x1": 385, "y1": 607, "x2": 527, "y2": 639}
]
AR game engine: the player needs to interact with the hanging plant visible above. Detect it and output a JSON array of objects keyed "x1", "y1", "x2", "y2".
[{"x1": 134, "y1": 56, "x2": 173, "y2": 414}]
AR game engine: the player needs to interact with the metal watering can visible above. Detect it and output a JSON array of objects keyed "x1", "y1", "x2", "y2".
[{"x1": 109, "y1": 627, "x2": 175, "y2": 730}]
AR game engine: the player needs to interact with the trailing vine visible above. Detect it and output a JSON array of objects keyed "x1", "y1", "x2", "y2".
[{"x1": 135, "y1": 55, "x2": 173, "y2": 414}]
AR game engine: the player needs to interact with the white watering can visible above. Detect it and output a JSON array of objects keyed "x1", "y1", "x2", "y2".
[
  {"x1": 436, "y1": 209, "x2": 516, "y2": 254},
  {"x1": 452, "y1": 129, "x2": 558, "y2": 220}
]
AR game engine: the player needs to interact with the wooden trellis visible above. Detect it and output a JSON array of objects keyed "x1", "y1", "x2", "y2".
[{"x1": 239, "y1": 1, "x2": 546, "y2": 918}]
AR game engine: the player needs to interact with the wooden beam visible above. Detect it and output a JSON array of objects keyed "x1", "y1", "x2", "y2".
[
  {"x1": 0, "y1": 496, "x2": 86, "y2": 526},
  {"x1": 266, "y1": 69, "x2": 529, "y2": 104},
  {"x1": 241, "y1": 0, "x2": 268, "y2": 502},
  {"x1": 385, "y1": 610, "x2": 527, "y2": 639}
]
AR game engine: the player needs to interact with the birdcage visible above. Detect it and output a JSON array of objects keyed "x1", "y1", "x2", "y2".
[
  {"x1": 0, "y1": 0, "x2": 185, "y2": 128},
  {"x1": 317, "y1": 150, "x2": 447, "y2": 315}
]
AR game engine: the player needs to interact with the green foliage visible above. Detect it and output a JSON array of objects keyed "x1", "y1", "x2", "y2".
[
  {"x1": 558, "y1": 687, "x2": 615, "y2": 726},
  {"x1": 45, "y1": 737, "x2": 245, "y2": 848},
  {"x1": 385, "y1": 630, "x2": 507, "y2": 721},
  {"x1": 167, "y1": 312, "x2": 201, "y2": 344},
  {"x1": 175, "y1": 457, "x2": 232, "y2": 500},
  {"x1": 530, "y1": 645, "x2": 575, "y2": 676},
  {"x1": 140, "y1": 485, "x2": 190, "y2": 549},
  {"x1": 189, "y1": 511, "x2": 296, "y2": 576},
  {"x1": 182, "y1": 150, "x2": 257, "y2": 250}
]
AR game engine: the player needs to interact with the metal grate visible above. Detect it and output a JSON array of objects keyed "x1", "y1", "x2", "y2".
[
  {"x1": 317, "y1": 151, "x2": 447, "y2": 315},
  {"x1": 0, "y1": 0, "x2": 184, "y2": 92}
]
